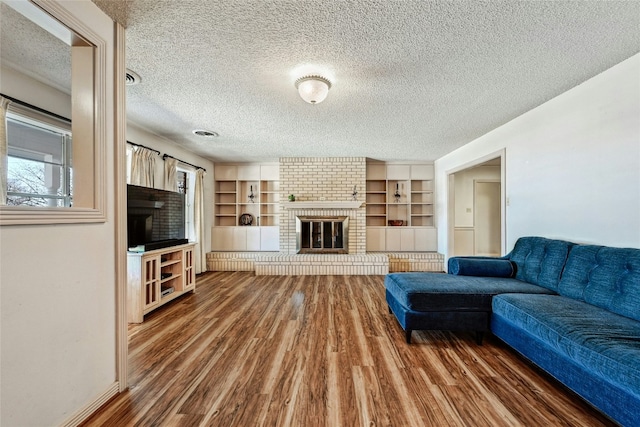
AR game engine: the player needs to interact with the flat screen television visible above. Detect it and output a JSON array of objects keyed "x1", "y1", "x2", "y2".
[{"x1": 127, "y1": 184, "x2": 187, "y2": 251}]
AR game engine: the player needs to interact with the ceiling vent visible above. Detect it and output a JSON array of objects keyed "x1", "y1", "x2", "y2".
[
  {"x1": 125, "y1": 69, "x2": 141, "y2": 85},
  {"x1": 192, "y1": 129, "x2": 219, "y2": 138}
]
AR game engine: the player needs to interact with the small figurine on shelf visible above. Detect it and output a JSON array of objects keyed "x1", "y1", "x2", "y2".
[
  {"x1": 248, "y1": 185, "x2": 255, "y2": 203},
  {"x1": 288, "y1": 194, "x2": 296, "y2": 202},
  {"x1": 394, "y1": 183, "x2": 401, "y2": 203},
  {"x1": 352, "y1": 185, "x2": 358, "y2": 201}
]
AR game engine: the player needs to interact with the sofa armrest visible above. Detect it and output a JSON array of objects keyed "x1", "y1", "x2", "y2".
[{"x1": 448, "y1": 257, "x2": 515, "y2": 277}]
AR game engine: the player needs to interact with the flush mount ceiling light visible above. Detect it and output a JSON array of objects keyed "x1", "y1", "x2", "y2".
[
  {"x1": 295, "y1": 75, "x2": 332, "y2": 104},
  {"x1": 192, "y1": 129, "x2": 219, "y2": 138}
]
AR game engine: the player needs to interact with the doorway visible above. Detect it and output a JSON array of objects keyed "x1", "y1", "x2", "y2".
[{"x1": 449, "y1": 155, "x2": 504, "y2": 257}]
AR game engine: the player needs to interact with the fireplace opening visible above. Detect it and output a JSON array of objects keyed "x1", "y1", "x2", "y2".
[{"x1": 296, "y1": 216, "x2": 349, "y2": 254}]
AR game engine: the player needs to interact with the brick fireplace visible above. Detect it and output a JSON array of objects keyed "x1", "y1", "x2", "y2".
[
  {"x1": 245, "y1": 157, "x2": 390, "y2": 275},
  {"x1": 279, "y1": 157, "x2": 366, "y2": 254}
]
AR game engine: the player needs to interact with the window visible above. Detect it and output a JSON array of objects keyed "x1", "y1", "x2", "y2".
[
  {"x1": 6, "y1": 108, "x2": 72, "y2": 207},
  {"x1": 176, "y1": 170, "x2": 187, "y2": 194},
  {"x1": 0, "y1": 0, "x2": 108, "y2": 225},
  {"x1": 177, "y1": 167, "x2": 196, "y2": 241}
]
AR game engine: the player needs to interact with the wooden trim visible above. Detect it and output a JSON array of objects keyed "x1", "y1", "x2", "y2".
[
  {"x1": 445, "y1": 148, "x2": 507, "y2": 260},
  {"x1": 60, "y1": 382, "x2": 119, "y2": 427},
  {"x1": 0, "y1": 0, "x2": 107, "y2": 225},
  {"x1": 114, "y1": 22, "x2": 129, "y2": 392},
  {"x1": 0, "y1": 206, "x2": 108, "y2": 224}
]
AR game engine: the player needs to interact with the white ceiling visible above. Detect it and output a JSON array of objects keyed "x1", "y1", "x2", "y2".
[
  {"x1": 7, "y1": 1, "x2": 640, "y2": 163},
  {"x1": 0, "y1": 3, "x2": 71, "y2": 95}
]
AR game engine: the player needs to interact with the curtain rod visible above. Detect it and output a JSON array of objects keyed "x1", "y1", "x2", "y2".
[
  {"x1": 163, "y1": 153, "x2": 206, "y2": 172},
  {"x1": 1, "y1": 92, "x2": 71, "y2": 123},
  {"x1": 126, "y1": 140, "x2": 160, "y2": 155}
]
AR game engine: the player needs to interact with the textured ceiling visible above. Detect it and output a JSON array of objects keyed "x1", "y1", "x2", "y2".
[
  {"x1": 5, "y1": 1, "x2": 640, "y2": 163},
  {"x1": 0, "y1": 3, "x2": 71, "y2": 95}
]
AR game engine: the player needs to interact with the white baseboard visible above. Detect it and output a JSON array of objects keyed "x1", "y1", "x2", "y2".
[{"x1": 61, "y1": 381, "x2": 120, "y2": 427}]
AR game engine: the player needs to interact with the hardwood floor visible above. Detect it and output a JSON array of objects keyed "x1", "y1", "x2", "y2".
[{"x1": 84, "y1": 272, "x2": 615, "y2": 426}]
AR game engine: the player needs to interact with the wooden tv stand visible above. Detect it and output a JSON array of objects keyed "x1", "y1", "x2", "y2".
[{"x1": 127, "y1": 243, "x2": 196, "y2": 323}]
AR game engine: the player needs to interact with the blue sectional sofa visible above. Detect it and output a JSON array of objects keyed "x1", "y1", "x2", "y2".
[{"x1": 385, "y1": 237, "x2": 640, "y2": 426}]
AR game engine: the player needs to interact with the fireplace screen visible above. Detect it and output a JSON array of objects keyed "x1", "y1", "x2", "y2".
[{"x1": 296, "y1": 216, "x2": 349, "y2": 254}]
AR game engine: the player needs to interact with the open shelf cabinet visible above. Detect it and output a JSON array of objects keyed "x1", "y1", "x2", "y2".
[
  {"x1": 366, "y1": 163, "x2": 436, "y2": 251},
  {"x1": 212, "y1": 163, "x2": 281, "y2": 251},
  {"x1": 127, "y1": 243, "x2": 195, "y2": 323},
  {"x1": 214, "y1": 165, "x2": 280, "y2": 227},
  {"x1": 365, "y1": 163, "x2": 434, "y2": 228}
]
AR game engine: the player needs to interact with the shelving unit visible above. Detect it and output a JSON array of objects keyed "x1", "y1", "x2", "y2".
[
  {"x1": 127, "y1": 243, "x2": 195, "y2": 323},
  {"x1": 214, "y1": 180, "x2": 237, "y2": 226},
  {"x1": 238, "y1": 180, "x2": 260, "y2": 225},
  {"x1": 260, "y1": 180, "x2": 280, "y2": 226},
  {"x1": 365, "y1": 180, "x2": 386, "y2": 226},
  {"x1": 387, "y1": 179, "x2": 409, "y2": 225},
  {"x1": 410, "y1": 179, "x2": 434, "y2": 227},
  {"x1": 159, "y1": 251, "x2": 182, "y2": 298},
  {"x1": 366, "y1": 163, "x2": 436, "y2": 251},
  {"x1": 214, "y1": 165, "x2": 280, "y2": 228},
  {"x1": 212, "y1": 163, "x2": 280, "y2": 251}
]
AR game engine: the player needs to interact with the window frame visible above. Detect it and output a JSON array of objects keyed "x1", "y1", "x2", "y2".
[
  {"x1": 5, "y1": 105, "x2": 73, "y2": 208},
  {"x1": 0, "y1": 0, "x2": 107, "y2": 225},
  {"x1": 177, "y1": 167, "x2": 196, "y2": 242}
]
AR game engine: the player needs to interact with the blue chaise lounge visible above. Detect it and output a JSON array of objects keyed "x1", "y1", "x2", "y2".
[{"x1": 385, "y1": 236, "x2": 573, "y2": 344}]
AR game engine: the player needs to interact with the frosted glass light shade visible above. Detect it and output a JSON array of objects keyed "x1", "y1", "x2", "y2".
[{"x1": 295, "y1": 75, "x2": 331, "y2": 104}]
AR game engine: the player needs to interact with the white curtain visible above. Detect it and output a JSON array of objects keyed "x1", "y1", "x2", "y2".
[
  {"x1": 0, "y1": 96, "x2": 9, "y2": 204},
  {"x1": 194, "y1": 168, "x2": 207, "y2": 273},
  {"x1": 164, "y1": 157, "x2": 179, "y2": 191},
  {"x1": 130, "y1": 146, "x2": 156, "y2": 187}
]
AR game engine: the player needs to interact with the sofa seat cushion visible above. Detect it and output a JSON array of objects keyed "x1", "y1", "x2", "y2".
[
  {"x1": 385, "y1": 272, "x2": 555, "y2": 312},
  {"x1": 493, "y1": 293, "x2": 640, "y2": 396}
]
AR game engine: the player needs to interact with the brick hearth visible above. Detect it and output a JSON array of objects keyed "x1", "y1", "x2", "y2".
[{"x1": 206, "y1": 251, "x2": 444, "y2": 275}]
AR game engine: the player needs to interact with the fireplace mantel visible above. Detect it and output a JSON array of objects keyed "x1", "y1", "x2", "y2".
[{"x1": 284, "y1": 201, "x2": 363, "y2": 210}]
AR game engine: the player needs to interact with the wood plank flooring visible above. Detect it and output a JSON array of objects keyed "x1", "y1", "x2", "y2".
[{"x1": 84, "y1": 272, "x2": 616, "y2": 426}]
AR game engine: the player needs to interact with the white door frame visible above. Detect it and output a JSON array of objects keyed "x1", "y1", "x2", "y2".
[{"x1": 446, "y1": 149, "x2": 506, "y2": 259}]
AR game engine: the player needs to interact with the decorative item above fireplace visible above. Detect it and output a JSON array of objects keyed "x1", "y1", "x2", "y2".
[{"x1": 296, "y1": 215, "x2": 349, "y2": 254}]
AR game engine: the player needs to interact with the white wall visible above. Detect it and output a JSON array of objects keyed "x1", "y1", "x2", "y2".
[
  {"x1": 0, "y1": 1, "x2": 119, "y2": 425},
  {"x1": 435, "y1": 53, "x2": 640, "y2": 256},
  {"x1": 127, "y1": 123, "x2": 215, "y2": 256},
  {"x1": 0, "y1": 65, "x2": 72, "y2": 118}
]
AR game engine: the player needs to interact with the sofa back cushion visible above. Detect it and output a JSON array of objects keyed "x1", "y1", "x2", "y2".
[
  {"x1": 507, "y1": 236, "x2": 574, "y2": 291},
  {"x1": 558, "y1": 245, "x2": 640, "y2": 321}
]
